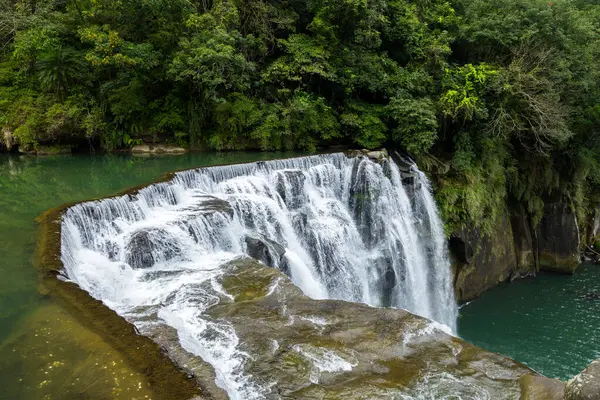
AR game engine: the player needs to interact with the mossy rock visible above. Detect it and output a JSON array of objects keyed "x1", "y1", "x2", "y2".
[
  {"x1": 520, "y1": 375, "x2": 565, "y2": 400},
  {"x1": 35, "y1": 145, "x2": 73, "y2": 155},
  {"x1": 206, "y1": 259, "x2": 545, "y2": 398}
]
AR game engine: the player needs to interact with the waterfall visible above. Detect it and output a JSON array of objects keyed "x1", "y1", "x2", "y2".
[{"x1": 60, "y1": 153, "x2": 457, "y2": 398}]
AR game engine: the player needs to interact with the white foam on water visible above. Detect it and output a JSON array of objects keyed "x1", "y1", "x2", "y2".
[
  {"x1": 406, "y1": 372, "x2": 493, "y2": 400},
  {"x1": 298, "y1": 315, "x2": 329, "y2": 326},
  {"x1": 292, "y1": 344, "x2": 357, "y2": 383},
  {"x1": 60, "y1": 153, "x2": 458, "y2": 399}
]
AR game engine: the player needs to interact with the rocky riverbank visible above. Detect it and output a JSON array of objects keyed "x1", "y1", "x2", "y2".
[{"x1": 566, "y1": 359, "x2": 600, "y2": 400}]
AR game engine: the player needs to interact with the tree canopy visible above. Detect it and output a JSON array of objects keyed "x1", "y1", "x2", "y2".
[{"x1": 1, "y1": 0, "x2": 599, "y2": 231}]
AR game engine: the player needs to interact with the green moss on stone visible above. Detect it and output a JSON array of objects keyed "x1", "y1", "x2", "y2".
[{"x1": 35, "y1": 195, "x2": 205, "y2": 400}]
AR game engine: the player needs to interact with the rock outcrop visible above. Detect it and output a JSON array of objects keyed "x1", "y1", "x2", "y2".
[
  {"x1": 244, "y1": 235, "x2": 286, "y2": 269},
  {"x1": 125, "y1": 228, "x2": 183, "y2": 269},
  {"x1": 2, "y1": 127, "x2": 14, "y2": 151},
  {"x1": 275, "y1": 169, "x2": 306, "y2": 209},
  {"x1": 450, "y1": 200, "x2": 583, "y2": 301},
  {"x1": 565, "y1": 359, "x2": 600, "y2": 400},
  {"x1": 131, "y1": 144, "x2": 187, "y2": 154},
  {"x1": 197, "y1": 258, "x2": 557, "y2": 399},
  {"x1": 536, "y1": 202, "x2": 580, "y2": 273},
  {"x1": 183, "y1": 194, "x2": 234, "y2": 218},
  {"x1": 345, "y1": 148, "x2": 388, "y2": 162},
  {"x1": 511, "y1": 203, "x2": 537, "y2": 272},
  {"x1": 451, "y1": 207, "x2": 535, "y2": 301},
  {"x1": 519, "y1": 375, "x2": 566, "y2": 400}
]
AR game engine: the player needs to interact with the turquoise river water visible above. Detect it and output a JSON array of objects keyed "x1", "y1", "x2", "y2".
[
  {"x1": 0, "y1": 152, "x2": 597, "y2": 399},
  {"x1": 459, "y1": 263, "x2": 600, "y2": 380}
]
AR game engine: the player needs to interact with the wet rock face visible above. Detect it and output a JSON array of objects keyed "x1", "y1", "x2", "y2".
[
  {"x1": 275, "y1": 170, "x2": 306, "y2": 210},
  {"x1": 510, "y1": 203, "x2": 537, "y2": 272},
  {"x1": 348, "y1": 159, "x2": 386, "y2": 248},
  {"x1": 244, "y1": 236, "x2": 286, "y2": 270},
  {"x1": 451, "y1": 210, "x2": 520, "y2": 301},
  {"x1": 184, "y1": 195, "x2": 234, "y2": 218},
  {"x1": 537, "y1": 202, "x2": 580, "y2": 273},
  {"x1": 451, "y1": 204, "x2": 541, "y2": 302},
  {"x1": 566, "y1": 360, "x2": 600, "y2": 400},
  {"x1": 449, "y1": 198, "x2": 586, "y2": 300},
  {"x1": 449, "y1": 236, "x2": 473, "y2": 264},
  {"x1": 199, "y1": 259, "x2": 551, "y2": 399},
  {"x1": 369, "y1": 251, "x2": 397, "y2": 307},
  {"x1": 125, "y1": 229, "x2": 183, "y2": 269}
]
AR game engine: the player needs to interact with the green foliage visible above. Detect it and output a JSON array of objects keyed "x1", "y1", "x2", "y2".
[
  {"x1": 0, "y1": 0, "x2": 600, "y2": 232},
  {"x1": 341, "y1": 102, "x2": 387, "y2": 149},
  {"x1": 37, "y1": 47, "x2": 87, "y2": 98},
  {"x1": 387, "y1": 96, "x2": 438, "y2": 155},
  {"x1": 263, "y1": 34, "x2": 334, "y2": 84},
  {"x1": 250, "y1": 91, "x2": 341, "y2": 151},
  {"x1": 169, "y1": 12, "x2": 255, "y2": 102},
  {"x1": 437, "y1": 136, "x2": 508, "y2": 234},
  {"x1": 440, "y1": 63, "x2": 498, "y2": 121}
]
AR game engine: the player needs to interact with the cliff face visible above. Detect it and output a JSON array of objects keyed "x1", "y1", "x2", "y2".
[
  {"x1": 450, "y1": 200, "x2": 582, "y2": 302},
  {"x1": 536, "y1": 203, "x2": 581, "y2": 274}
]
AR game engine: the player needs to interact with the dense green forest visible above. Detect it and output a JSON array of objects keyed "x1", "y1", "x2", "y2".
[{"x1": 1, "y1": 0, "x2": 599, "y2": 231}]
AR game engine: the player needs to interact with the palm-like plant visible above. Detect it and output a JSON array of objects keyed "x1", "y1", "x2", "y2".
[{"x1": 37, "y1": 47, "x2": 85, "y2": 99}]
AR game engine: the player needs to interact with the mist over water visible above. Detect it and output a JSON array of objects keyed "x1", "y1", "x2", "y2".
[{"x1": 60, "y1": 153, "x2": 457, "y2": 398}]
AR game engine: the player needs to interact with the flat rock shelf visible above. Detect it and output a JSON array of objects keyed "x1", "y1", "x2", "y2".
[{"x1": 37, "y1": 152, "x2": 564, "y2": 400}]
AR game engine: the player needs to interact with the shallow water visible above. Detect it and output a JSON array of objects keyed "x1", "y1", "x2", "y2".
[
  {"x1": 460, "y1": 264, "x2": 600, "y2": 380},
  {"x1": 0, "y1": 301, "x2": 155, "y2": 400},
  {"x1": 0, "y1": 152, "x2": 302, "y2": 399}
]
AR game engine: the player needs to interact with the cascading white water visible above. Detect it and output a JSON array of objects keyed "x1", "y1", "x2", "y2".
[{"x1": 60, "y1": 153, "x2": 457, "y2": 399}]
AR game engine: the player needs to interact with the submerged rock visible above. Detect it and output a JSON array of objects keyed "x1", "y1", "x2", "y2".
[
  {"x1": 275, "y1": 169, "x2": 306, "y2": 209},
  {"x1": 184, "y1": 195, "x2": 234, "y2": 218},
  {"x1": 566, "y1": 359, "x2": 600, "y2": 400},
  {"x1": 0, "y1": 303, "x2": 158, "y2": 400},
  {"x1": 348, "y1": 158, "x2": 385, "y2": 248}
]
